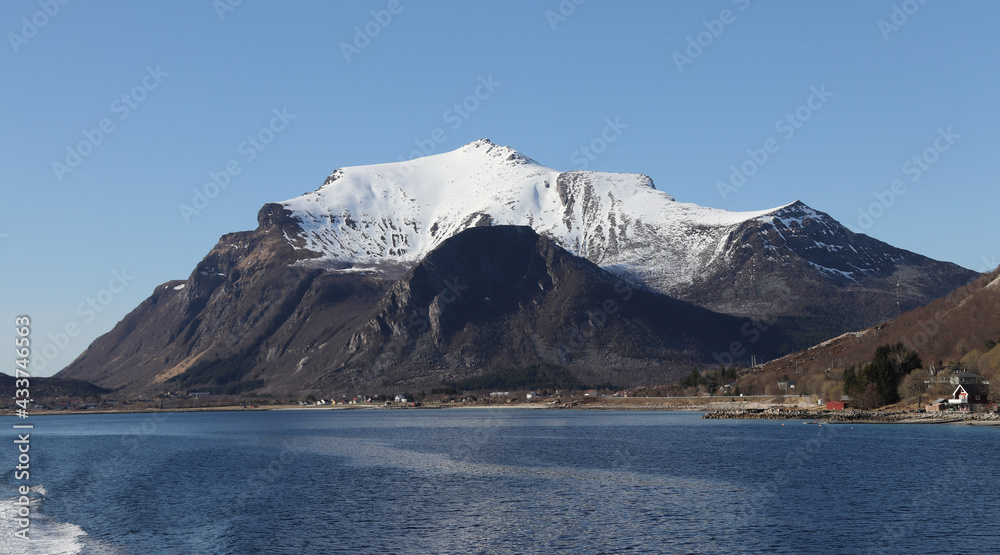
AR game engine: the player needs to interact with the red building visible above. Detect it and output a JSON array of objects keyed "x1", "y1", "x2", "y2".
[{"x1": 953, "y1": 383, "x2": 991, "y2": 412}]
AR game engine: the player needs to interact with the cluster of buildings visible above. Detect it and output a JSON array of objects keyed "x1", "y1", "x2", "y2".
[
  {"x1": 821, "y1": 368, "x2": 994, "y2": 413},
  {"x1": 926, "y1": 370, "x2": 994, "y2": 413},
  {"x1": 301, "y1": 395, "x2": 415, "y2": 406}
]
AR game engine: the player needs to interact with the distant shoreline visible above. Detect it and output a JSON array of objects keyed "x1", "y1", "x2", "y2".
[
  {"x1": 6, "y1": 398, "x2": 999, "y2": 425},
  {"x1": 7, "y1": 398, "x2": 1000, "y2": 426}
]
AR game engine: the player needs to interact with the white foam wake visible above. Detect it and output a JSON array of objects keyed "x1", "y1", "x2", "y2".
[{"x1": 0, "y1": 487, "x2": 125, "y2": 555}]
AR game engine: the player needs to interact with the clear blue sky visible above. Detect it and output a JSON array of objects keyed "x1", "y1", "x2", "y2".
[{"x1": 3, "y1": 1, "x2": 998, "y2": 377}]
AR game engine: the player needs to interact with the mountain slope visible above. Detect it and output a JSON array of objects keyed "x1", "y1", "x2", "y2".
[
  {"x1": 755, "y1": 266, "x2": 1000, "y2": 381},
  {"x1": 57, "y1": 206, "x2": 389, "y2": 394}
]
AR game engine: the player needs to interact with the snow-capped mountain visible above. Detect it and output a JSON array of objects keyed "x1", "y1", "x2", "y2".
[
  {"x1": 56, "y1": 139, "x2": 977, "y2": 396},
  {"x1": 282, "y1": 139, "x2": 789, "y2": 288},
  {"x1": 276, "y1": 139, "x2": 974, "y2": 324}
]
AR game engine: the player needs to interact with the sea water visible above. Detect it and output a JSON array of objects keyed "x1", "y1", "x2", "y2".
[{"x1": 1, "y1": 410, "x2": 997, "y2": 554}]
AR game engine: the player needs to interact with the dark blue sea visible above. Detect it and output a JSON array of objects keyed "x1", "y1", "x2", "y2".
[{"x1": 1, "y1": 409, "x2": 998, "y2": 554}]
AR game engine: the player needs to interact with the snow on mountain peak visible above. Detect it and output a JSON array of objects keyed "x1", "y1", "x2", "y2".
[
  {"x1": 458, "y1": 138, "x2": 538, "y2": 165},
  {"x1": 278, "y1": 140, "x2": 813, "y2": 291},
  {"x1": 756, "y1": 200, "x2": 822, "y2": 227}
]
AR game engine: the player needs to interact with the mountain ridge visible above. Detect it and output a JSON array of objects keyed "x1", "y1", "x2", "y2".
[{"x1": 272, "y1": 139, "x2": 976, "y2": 328}]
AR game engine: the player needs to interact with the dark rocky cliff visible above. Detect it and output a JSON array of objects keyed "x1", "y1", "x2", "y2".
[{"x1": 58, "y1": 224, "x2": 797, "y2": 396}]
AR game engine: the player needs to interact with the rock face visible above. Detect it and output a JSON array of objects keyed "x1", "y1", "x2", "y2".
[
  {"x1": 58, "y1": 224, "x2": 795, "y2": 395},
  {"x1": 323, "y1": 226, "x2": 795, "y2": 391},
  {"x1": 56, "y1": 140, "x2": 978, "y2": 396},
  {"x1": 58, "y1": 204, "x2": 391, "y2": 395}
]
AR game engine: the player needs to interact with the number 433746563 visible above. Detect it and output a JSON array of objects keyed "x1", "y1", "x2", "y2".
[{"x1": 15, "y1": 316, "x2": 30, "y2": 380}]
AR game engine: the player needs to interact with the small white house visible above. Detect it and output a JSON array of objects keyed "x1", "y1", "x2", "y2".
[
  {"x1": 394, "y1": 395, "x2": 408, "y2": 403},
  {"x1": 526, "y1": 392, "x2": 539, "y2": 399}
]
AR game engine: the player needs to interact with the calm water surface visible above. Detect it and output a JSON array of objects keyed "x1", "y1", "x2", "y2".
[{"x1": 1, "y1": 409, "x2": 997, "y2": 554}]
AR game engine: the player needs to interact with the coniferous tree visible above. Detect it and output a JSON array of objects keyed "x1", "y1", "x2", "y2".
[{"x1": 844, "y1": 343, "x2": 922, "y2": 407}]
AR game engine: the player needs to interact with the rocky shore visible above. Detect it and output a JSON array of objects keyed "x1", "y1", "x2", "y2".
[{"x1": 703, "y1": 407, "x2": 1000, "y2": 425}]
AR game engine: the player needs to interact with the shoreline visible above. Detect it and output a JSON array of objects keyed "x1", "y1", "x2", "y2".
[
  {"x1": 702, "y1": 407, "x2": 1000, "y2": 426},
  {"x1": 5, "y1": 398, "x2": 999, "y2": 425}
]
